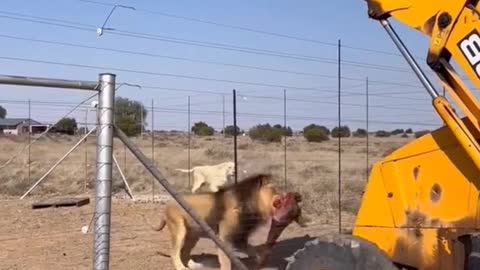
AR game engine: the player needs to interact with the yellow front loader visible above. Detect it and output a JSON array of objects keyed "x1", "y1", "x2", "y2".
[{"x1": 286, "y1": 1, "x2": 480, "y2": 269}]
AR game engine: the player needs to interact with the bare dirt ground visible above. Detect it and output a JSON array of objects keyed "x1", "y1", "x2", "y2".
[
  {"x1": 0, "y1": 134, "x2": 411, "y2": 269},
  {"x1": 0, "y1": 194, "x2": 351, "y2": 270}
]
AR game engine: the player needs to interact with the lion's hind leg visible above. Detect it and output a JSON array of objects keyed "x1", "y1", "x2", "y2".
[
  {"x1": 181, "y1": 233, "x2": 201, "y2": 269},
  {"x1": 170, "y1": 221, "x2": 190, "y2": 270}
]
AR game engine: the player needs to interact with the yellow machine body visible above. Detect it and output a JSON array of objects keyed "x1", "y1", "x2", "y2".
[{"x1": 353, "y1": 0, "x2": 480, "y2": 269}]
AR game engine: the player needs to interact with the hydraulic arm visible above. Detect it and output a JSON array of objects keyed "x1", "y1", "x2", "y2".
[{"x1": 352, "y1": 1, "x2": 480, "y2": 269}]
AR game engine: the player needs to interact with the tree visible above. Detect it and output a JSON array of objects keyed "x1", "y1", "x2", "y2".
[
  {"x1": 54, "y1": 117, "x2": 77, "y2": 135},
  {"x1": 390, "y1": 129, "x2": 404, "y2": 135},
  {"x1": 273, "y1": 124, "x2": 293, "y2": 136},
  {"x1": 331, "y1": 126, "x2": 351, "y2": 138},
  {"x1": 303, "y1": 125, "x2": 329, "y2": 142},
  {"x1": 249, "y1": 123, "x2": 283, "y2": 143},
  {"x1": 375, "y1": 130, "x2": 391, "y2": 137},
  {"x1": 405, "y1": 128, "x2": 413, "y2": 134},
  {"x1": 192, "y1": 121, "x2": 214, "y2": 136},
  {"x1": 114, "y1": 97, "x2": 147, "y2": 137},
  {"x1": 223, "y1": 125, "x2": 241, "y2": 136},
  {"x1": 0, "y1": 105, "x2": 6, "y2": 119},
  {"x1": 303, "y1": 124, "x2": 329, "y2": 136},
  {"x1": 353, "y1": 128, "x2": 367, "y2": 138}
]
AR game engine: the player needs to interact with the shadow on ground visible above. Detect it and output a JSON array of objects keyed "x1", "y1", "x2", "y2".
[{"x1": 190, "y1": 235, "x2": 315, "y2": 269}]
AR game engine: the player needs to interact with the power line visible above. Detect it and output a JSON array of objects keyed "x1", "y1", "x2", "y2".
[
  {"x1": 0, "y1": 55, "x2": 427, "y2": 96},
  {"x1": 0, "y1": 93, "x2": 432, "y2": 115},
  {"x1": 0, "y1": 29, "x2": 428, "y2": 93},
  {"x1": 0, "y1": 11, "x2": 425, "y2": 77},
  {"x1": 75, "y1": 0, "x2": 420, "y2": 59},
  {"x1": 1, "y1": 8, "x2": 473, "y2": 86},
  {"x1": 149, "y1": 107, "x2": 440, "y2": 127},
  {"x1": 236, "y1": 94, "x2": 431, "y2": 112},
  {"x1": 0, "y1": 51, "x2": 429, "y2": 102},
  {"x1": 0, "y1": 33, "x2": 349, "y2": 80},
  {"x1": 0, "y1": 55, "x2": 344, "y2": 93}
]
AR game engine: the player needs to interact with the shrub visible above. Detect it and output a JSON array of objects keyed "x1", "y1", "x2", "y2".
[
  {"x1": 401, "y1": 133, "x2": 409, "y2": 138},
  {"x1": 375, "y1": 130, "x2": 391, "y2": 137},
  {"x1": 223, "y1": 125, "x2": 241, "y2": 136},
  {"x1": 414, "y1": 130, "x2": 430, "y2": 138},
  {"x1": 248, "y1": 123, "x2": 283, "y2": 143},
  {"x1": 303, "y1": 124, "x2": 329, "y2": 136},
  {"x1": 273, "y1": 124, "x2": 293, "y2": 136},
  {"x1": 353, "y1": 128, "x2": 367, "y2": 138},
  {"x1": 390, "y1": 129, "x2": 404, "y2": 135},
  {"x1": 191, "y1": 121, "x2": 214, "y2": 136},
  {"x1": 117, "y1": 117, "x2": 142, "y2": 137},
  {"x1": 405, "y1": 128, "x2": 413, "y2": 134},
  {"x1": 331, "y1": 126, "x2": 351, "y2": 138},
  {"x1": 304, "y1": 126, "x2": 329, "y2": 142},
  {"x1": 53, "y1": 117, "x2": 77, "y2": 135}
]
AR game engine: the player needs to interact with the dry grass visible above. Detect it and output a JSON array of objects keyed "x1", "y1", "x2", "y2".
[{"x1": 0, "y1": 133, "x2": 412, "y2": 220}]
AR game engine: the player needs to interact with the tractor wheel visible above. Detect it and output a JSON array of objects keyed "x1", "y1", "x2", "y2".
[
  {"x1": 462, "y1": 233, "x2": 480, "y2": 270},
  {"x1": 285, "y1": 234, "x2": 399, "y2": 270}
]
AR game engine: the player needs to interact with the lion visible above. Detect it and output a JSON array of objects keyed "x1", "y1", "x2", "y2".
[
  {"x1": 175, "y1": 161, "x2": 235, "y2": 193},
  {"x1": 152, "y1": 173, "x2": 306, "y2": 270}
]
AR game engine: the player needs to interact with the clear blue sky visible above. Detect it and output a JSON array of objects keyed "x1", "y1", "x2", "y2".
[{"x1": 0, "y1": 0, "x2": 459, "y2": 132}]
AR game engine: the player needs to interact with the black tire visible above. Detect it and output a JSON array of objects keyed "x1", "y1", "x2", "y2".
[
  {"x1": 464, "y1": 234, "x2": 480, "y2": 270},
  {"x1": 285, "y1": 234, "x2": 399, "y2": 270}
]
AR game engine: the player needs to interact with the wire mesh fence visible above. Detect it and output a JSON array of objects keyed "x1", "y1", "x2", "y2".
[{"x1": 0, "y1": 81, "x2": 442, "y2": 269}]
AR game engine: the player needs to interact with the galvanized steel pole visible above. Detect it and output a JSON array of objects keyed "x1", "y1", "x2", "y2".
[
  {"x1": 380, "y1": 19, "x2": 439, "y2": 99},
  {"x1": 93, "y1": 73, "x2": 115, "y2": 270},
  {"x1": 0, "y1": 74, "x2": 99, "y2": 90}
]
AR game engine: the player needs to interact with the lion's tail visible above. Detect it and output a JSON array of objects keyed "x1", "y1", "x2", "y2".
[{"x1": 152, "y1": 218, "x2": 167, "y2": 231}]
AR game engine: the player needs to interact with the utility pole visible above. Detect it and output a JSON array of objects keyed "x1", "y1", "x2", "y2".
[
  {"x1": 233, "y1": 89, "x2": 238, "y2": 184},
  {"x1": 188, "y1": 96, "x2": 191, "y2": 188},
  {"x1": 337, "y1": 39, "x2": 342, "y2": 234},
  {"x1": 222, "y1": 95, "x2": 226, "y2": 137},
  {"x1": 151, "y1": 99, "x2": 155, "y2": 201},
  {"x1": 28, "y1": 99, "x2": 31, "y2": 184},
  {"x1": 85, "y1": 108, "x2": 89, "y2": 192},
  {"x1": 366, "y1": 77, "x2": 369, "y2": 181}
]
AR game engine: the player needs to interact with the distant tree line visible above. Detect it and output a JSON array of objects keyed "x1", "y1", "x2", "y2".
[{"x1": 3, "y1": 97, "x2": 432, "y2": 141}]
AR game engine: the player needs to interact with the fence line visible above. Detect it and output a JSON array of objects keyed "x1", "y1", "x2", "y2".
[{"x1": 0, "y1": 83, "x2": 443, "y2": 270}]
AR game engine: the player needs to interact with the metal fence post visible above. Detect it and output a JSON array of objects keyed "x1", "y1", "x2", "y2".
[
  {"x1": 337, "y1": 39, "x2": 342, "y2": 234},
  {"x1": 151, "y1": 99, "x2": 155, "y2": 201},
  {"x1": 366, "y1": 77, "x2": 369, "y2": 180},
  {"x1": 28, "y1": 99, "x2": 31, "y2": 184},
  {"x1": 188, "y1": 96, "x2": 191, "y2": 189},
  {"x1": 93, "y1": 73, "x2": 115, "y2": 270},
  {"x1": 85, "y1": 108, "x2": 89, "y2": 192},
  {"x1": 233, "y1": 89, "x2": 238, "y2": 184}
]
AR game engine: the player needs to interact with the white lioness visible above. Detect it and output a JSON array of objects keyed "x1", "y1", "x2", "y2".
[{"x1": 176, "y1": 161, "x2": 235, "y2": 193}]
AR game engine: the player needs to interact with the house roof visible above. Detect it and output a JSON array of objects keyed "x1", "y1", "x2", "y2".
[{"x1": 0, "y1": 118, "x2": 43, "y2": 127}]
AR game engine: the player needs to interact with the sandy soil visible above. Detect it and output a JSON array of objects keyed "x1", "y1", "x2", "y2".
[{"x1": 0, "y1": 194, "x2": 348, "y2": 270}]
